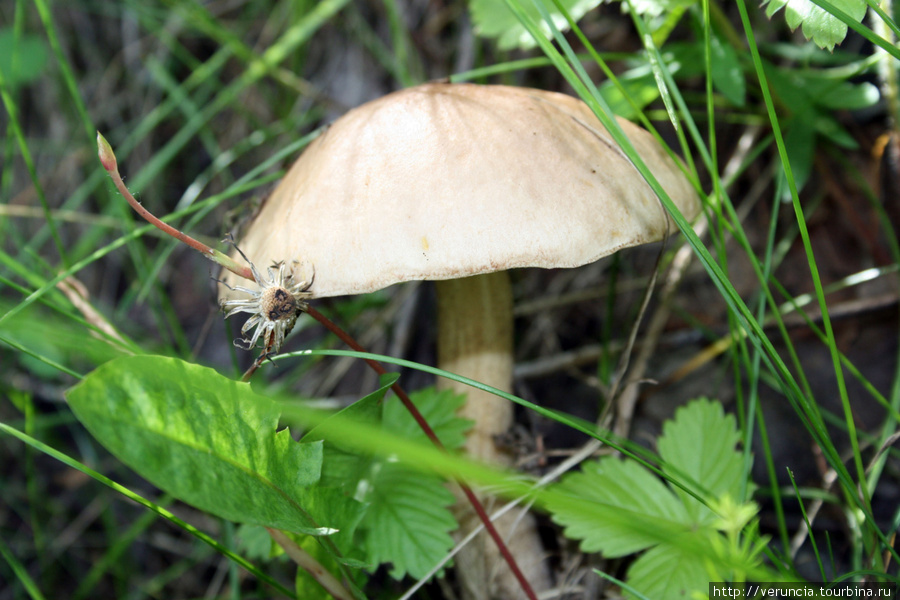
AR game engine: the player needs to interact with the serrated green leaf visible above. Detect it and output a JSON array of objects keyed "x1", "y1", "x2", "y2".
[
  {"x1": 300, "y1": 374, "x2": 397, "y2": 558},
  {"x1": 383, "y1": 386, "x2": 471, "y2": 450},
  {"x1": 625, "y1": 542, "x2": 709, "y2": 600},
  {"x1": 657, "y1": 398, "x2": 745, "y2": 522},
  {"x1": 762, "y1": 0, "x2": 866, "y2": 50},
  {"x1": 550, "y1": 458, "x2": 689, "y2": 556},
  {"x1": 300, "y1": 375, "x2": 467, "y2": 576},
  {"x1": 360, "y1": 462, "x2": 457, "y2": 580},
  {"x1": 297, "y1": 375, "x2": 471, "y2": 579},
  {"x1": 66, "y1": 355, "x2": 324, "y2": 534},
  {"x1": 470, "y1": 0, "x2": 601, "y2": 50},
  {"x1": 303, "y1": 373, "x2": 396, "y2": 488}
]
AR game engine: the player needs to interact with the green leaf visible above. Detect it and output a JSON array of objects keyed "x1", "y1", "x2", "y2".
[
  {"x1": 293, "y1": 532, "x2": 368, "y2": 599},
  {"x1": 624, "y1": 0, "x2": 697, "y2": 18},
  {"x1": 657, "y1": 398, "x2": 745, "y2": 523},
  {"x1": 65, "y1": 355, "x2": 324, "y2": 534},
  {"x1": 303, "y1": 373, "x2": 396, "y2": 489},
  {"x1": 360, "y1": 462, "x2": 458, "y2": 580},
  {"x1": 370, "y1": 388, "x2": 467, "y2": 579},
  {"x1": 0, "y1": 29, "x2": 48, "y2": 89},
  {"x1": 765, "y1": 62, "x2": 864, "y2": 155},
  {"x1": 783, "y1": 119, "x2": 816, "y2": 192},
  {"x1": 302, "y1": 375, "x2": 465, "y2": 577},
  {"x1": 767, "y1": 62, "x2": 879, "y2": 113},
  {"x1": 801, "y1": 78, "x2": 879, "y2": 111},
  {"x1": 624, "y1": 542, "x2": 709, "y2": 600},
  {"x1": 300, "y1": 374, "x2": 398, "y2": 559},
  {"x1": 383, "y1": 386, "x2": 471, "y2": 450},
  {"x1": 710, "y1": 34, "x2": 745, "y2": 107},
  {"x1": 470, "y1": 0, "x2": 602, "y2": 50},
  {"x1": 235, "y1": 524, "x2": 278, "y2": 560},
  {"x1": 811, "y1": 111, "x2": 857, "y2": 148},
  {"x1": 313, "y1": 382, "x2": 464, "y2": 580},
  {"x1": 550, "y1": 458, "x2": 689, "y2": 556},
  {"x1": 762, "y1": 0, "x2": 866, "y2": 50},
  {"x1": 599, "y1": 71, "x2": 662, "y2": 119}
]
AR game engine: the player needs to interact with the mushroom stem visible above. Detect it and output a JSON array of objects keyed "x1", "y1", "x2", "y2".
[
  {"x1": 436, "y1": 272, "x2": 514, "y2": 460},
  {"x1": 436, "y1": 272, "x2": 550, "y2": 599}
]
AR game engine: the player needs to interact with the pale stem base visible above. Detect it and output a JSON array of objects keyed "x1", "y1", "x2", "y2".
[{"x1": 436, "y1": 272, "x2": 550, "y2": 600}]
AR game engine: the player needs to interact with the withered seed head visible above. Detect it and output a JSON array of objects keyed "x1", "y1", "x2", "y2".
[
  {"x1": 220, "y1": 259, "x2": 313, "y2": 354},
  {"x1": 262, "y1": 286, "x2": 300, "y2": 322}
]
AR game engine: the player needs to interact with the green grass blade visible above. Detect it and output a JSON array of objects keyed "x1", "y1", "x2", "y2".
[
  {"x1": 0, "y1": 332, "x2": 84, "y2": 379},
  {"x1": 71, "y1": 502, "x2": 169, "y2": 600},
  {"x1": 0, "y1": 68, "x2": 67, "y2": 266},
  {"x1": 734, "y1": 0, "x2": 870, "y2": 517},
  {"x1": 31, "y1": 0, "x2": 94, "y2": 144},
  {"x1": 0, "y1": 534, "x2": 47, "y2": 600},
  {"x1": 0, "y1": 421, "x2": 297, "y2": 599},
  {"x1": 0, "y1": 182, "x2": 268, "y2": 329}
]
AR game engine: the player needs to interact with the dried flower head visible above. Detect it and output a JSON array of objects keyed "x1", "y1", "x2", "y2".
[{"x1": 220, "y1": 258, "x2": 313, "y2": 355}]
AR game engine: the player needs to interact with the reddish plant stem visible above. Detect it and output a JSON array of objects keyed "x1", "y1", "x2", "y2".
[
  {"x1": 98, "y1": 133, "x2": 253, "y2": 281},
  {"x1": 307, "y1": 306, "x2": 538, "y2": 600},
  {"x1": 100, "y1": 134, "x2": 537, "y2": 600}
]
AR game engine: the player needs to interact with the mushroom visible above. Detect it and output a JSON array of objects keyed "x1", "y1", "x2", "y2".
[{"x1": 219, "y1": 82, "x2": 699, "y2": 599}]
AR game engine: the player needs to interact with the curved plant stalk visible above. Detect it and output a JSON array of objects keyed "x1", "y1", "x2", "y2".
[
  {"x1": 97, "y1": 134, "x2": 538, "y2": 600},
  {"x1": 266, "y1": 528, "x2": 354, "y2": 600},
  {"x1": 97, "y1": 134, "x2": 251, "y2": 280}
]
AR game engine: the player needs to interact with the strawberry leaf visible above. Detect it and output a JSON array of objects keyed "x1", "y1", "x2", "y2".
[
  {"x1": 657, "y1": 398, "x2": 745, "y2": 523},
  {"x1": 470, "y1": 0, "x2": 601, "y2": 50},
  {"x1": 550, "y1": 457, "x2": 689, "y2": 556},
  {"x1": 624, "y1": 542, "x2": 709, "y2": 600},
  {"x1": 382, "y1": 386, "x2": 470, "y2": 450},
  {"x1": 360, "y1": 462, "x2": 457, "y2": 580},
  {"x1": 762, "y1": 0, "x2": 866, "y2": 51}
]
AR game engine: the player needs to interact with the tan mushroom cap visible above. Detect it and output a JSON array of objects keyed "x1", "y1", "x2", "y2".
[{"x1": 220, "y1": 83, "x2": 699, "y2": 300}]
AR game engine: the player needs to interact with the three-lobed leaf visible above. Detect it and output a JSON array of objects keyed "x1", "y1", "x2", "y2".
[
  {"x1": 469, "y1": 0, "x2": 601, "y2": 50},
  {"x1": 548, "y1": 398, "x2": 752, "y2": 600},
  {"x1": 302, "y1": 379, "x2": 469, "y2": 580},
  {"x1": 552, "y1": 458, "x2": 689, "y2": 556},
  {"x1": 360, "y1": 463, "x2": 458, "y2": 580},
  {"x1": 657, "y1": 398, "x2": 745, "y2": 522},
  {"x1": 762, "y1": 0, "x2": 866, "y2": 51},
  {"x1": 363, "y1": 386, "x2": 468, "y2": 580}
]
